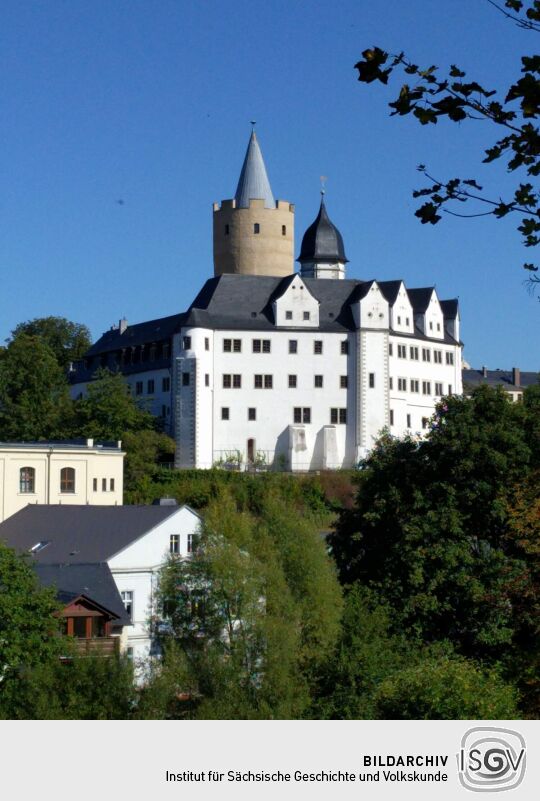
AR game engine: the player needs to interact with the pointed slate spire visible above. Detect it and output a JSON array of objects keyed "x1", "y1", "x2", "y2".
[
  {"x1": 234, "y1": 130, "x2": 275, "y2": 209},
  {"x1": 298, "y1": 196, "x2": 348, "y2": 263}
]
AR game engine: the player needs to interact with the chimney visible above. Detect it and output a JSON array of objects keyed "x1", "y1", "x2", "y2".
[
  {"x1": 512, "y1": 367, "x2": 521, "y2": 387},
  {"x1": 119, "y1": 317, "x2": 128, "y2": 334},
  {"x1": 482, "y1": 366, "x2": 488, "y2": 378}
]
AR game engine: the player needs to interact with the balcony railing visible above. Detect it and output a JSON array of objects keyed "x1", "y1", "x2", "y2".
[{"x1": 72, "y1": 637, "x2": 119, "y2": 657}]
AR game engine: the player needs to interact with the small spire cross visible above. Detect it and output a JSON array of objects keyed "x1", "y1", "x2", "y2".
[{"x1": 320, "y1": 175, "x2": 327, "y2": 196}]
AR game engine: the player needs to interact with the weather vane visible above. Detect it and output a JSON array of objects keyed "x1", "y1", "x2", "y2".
[{"x1": 320, "y1": 175, "x2": 327, "y2": 195}]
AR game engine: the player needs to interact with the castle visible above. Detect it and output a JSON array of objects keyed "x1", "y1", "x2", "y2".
[{"x1": 70, "y1": 130, "x2": 463, "y2": 470}]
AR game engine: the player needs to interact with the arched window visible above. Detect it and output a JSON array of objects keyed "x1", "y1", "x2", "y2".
[
  {"x1": 20, "y1": 466, "x2": 35, "y2": 493},
  {"x1": 60, "y1": 467, "x2": 76, "y2": 494}
]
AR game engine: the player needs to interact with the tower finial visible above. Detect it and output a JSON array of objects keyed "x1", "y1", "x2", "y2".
[
  {"x1": 320, "y1": 175, "x2": 327, "y2": 196},
  {"x1": 250, "y1": 119, "x2": 257, "y2": 132}
]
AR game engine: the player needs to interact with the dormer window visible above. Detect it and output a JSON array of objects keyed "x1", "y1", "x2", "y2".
[
  {"x1": 303, "y1": 311, "x2": 310, "y2": 321},
  {"x1": 30, "y1": 541, "x2": 50, "y2": 554},
  {"x1": 254, "y1": 223, "x2": 260, "y2": 234},
  {"x1": 286, "y1": 311, "x2": 293, "y2": 320},
  {"x1": 397, "y1": 316, "x2": 401, "y2": 325}
]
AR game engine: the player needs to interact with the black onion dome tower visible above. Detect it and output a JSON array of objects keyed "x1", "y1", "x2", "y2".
[{"x1": 297, "y1": 194, "x2": 348, "y2": 279}]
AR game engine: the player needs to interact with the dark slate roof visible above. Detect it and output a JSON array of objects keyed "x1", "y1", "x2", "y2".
[
  {"x1": 378, "y1": 280, "x2": 403, "y2": 305},
  {"x1": 34, "y1": 563, "x2": 130, "y2": 623},
  {"x1": 463, "y1": 368, "x2": 539, "y2": 390},
  {"x1": 182, "y1": 274, "x2": 461, "y2": 343},
  {"x1": 0, "y1": 504, "x2": 184, "y2": 564},
  {"x1": 407, "y1": 287, "x2": 435, "y2": 313},
  {"x1": 86, "y1": 313, "x2": 185, "y2": 357},
  {"x1": 298, "y1": 198, "x2": 348, "y2": 263},
  {"x1": 234, "y1": 131, "x2": 275, "y2": 209},
  {"x1": 440, "y1": 299, "x2": 459, "y2": 319}
]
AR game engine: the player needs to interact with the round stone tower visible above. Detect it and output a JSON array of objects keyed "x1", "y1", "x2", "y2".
[{"x1": 213, "y1": 130, "x2": 295, "y2": 277}]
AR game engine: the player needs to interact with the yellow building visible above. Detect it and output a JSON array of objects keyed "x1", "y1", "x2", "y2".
[{"x1": 0, "y1": 439, "x2": 124, "y2": 522}]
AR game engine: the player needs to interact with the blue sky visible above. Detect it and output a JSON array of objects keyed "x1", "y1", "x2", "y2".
[{"x1": 1, "y1": 0, "x2": 538, "y2": 369}]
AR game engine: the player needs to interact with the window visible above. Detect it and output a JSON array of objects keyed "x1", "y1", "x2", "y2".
[
  {"x1": 163, "y1": 342, "x2": 170, "y2": 359},
  {"x1": 233, "y1": 374, "x2": 241, "y2": 388},
  {"x1": 264, "y1": 374, "x2": 273, "y2": 389},
  {"x1": 294, "y1": 407, "x2": 311, "y2": 423},
  {"x1": 398, "y1": 377, "x2": 407, "y2": 391},
  {"x1": 398, "y1": 344, "x2": 407, "y2": 358},
  {"x1": 314, "y1": 340, "x2": 323, "y2": 354},
  {"x1": 224, "y1": 224, "x2": 229, "y2": 235},
  {"x1": 136, "y1": 381, "x2": 143, "y2": 395},
  {"x1": 285, "y1": 311, "x2": 293, "y2": 320},
  {"x1": 30, "y1": 541, "x2": 50, "y2": 554},
  {"x1": 289, "y1": 339, "x2": 298, "y2": 354},
  {"x1": 390, "y1": 409, "x2": 394, "y2": 425},
  {"x1": 170, "y1": 534, "x2": 180, "y2": 554},
  {"x1": 162, "y1": 377, "x2": 170, "y2": 392},
  {"x1": 389, "y1": 377, "x2": 393, "y2": 390},
  {"x1": 314, "y1": 375, "x2": 323, "y2": 388},
  {"x1": 262, "y1": 339, "x2": 270, "y2": 353},
  {"x1": 410, "y1": 346, "x2": 419, "y2": 360},
  {"x1": 429, "y1": 321, "x2": 433, "y2": 331},
  {"x1": 340, "y1": 375, "x2": 348, "y2": 388},
  {"x1": 446, "y1": 352, "x2": 454, "y2": 365},
  {"x1": 19, "y1": 466, "x2": 35, "y2": 494},
  {"x1": 60, "y1": 467, "x2": 75, "y2": 494},
  {"x1": 187, "y1": 534, "x2": 194, "y2": 553},
  {"x1": 410, "y1": 379, "x2": 419, "y2": 393},
  {"x1": 221, "y1": 407, "x2": 229, "y2": 420},
  {"x1": 254, "y1": 374, "x2": 263, "y2": 389},
  {"x1": 406, "y1": 317, "x2": 410, "y2": 326},
  {"x1": 248, "y1": 408, "x2": 256, "y2": 421},
  {"x1": 254, "y1": 223, "x2": 260, "y2": 234},
  {"x1": 369, "y1": 373, "x2": 375, "y2": 388},
  {"x1": 303, "y1": 311, "x2": 311, "y2": 321},
  {"x1": 341, "y1": 340, "x2": 349, "y2": 355},
  {"x1": 205, "y1": 374, "x2": 210, "y2": 387},
  {"x1": 448, "y1": 384, "x2": 453, "y2": 395},
  {"x1": 223, "y1": 374, "x2": 232, "y2": 388},
  {"x1": 182, "y1": 372, "x2": 190, "y2": 386},
  {"x1": 233, "y1": 339, "x2": 241, "y2": 352},
  {"x1": 183, "y1": 336, "x2": 191, "y2": 350},
  {"x1": 407, "y1": 413, "x2": 411, "y2": 428},
  {"x1": 223, "y1": 339, "x2": 232, "y2": 352},
  {"x1": 93, "y1": 478, "x2": 97, "y2": 492},
  {"x1": 397, "y1": 316, "x2": 401, "y2": 325},
  {"x1": 147, "y1": 379, "x2": 155, "y2": 394},
  {"x1": 330, "y1": 408, "x2": 347, "y2": 424},
  {"x1": 102, "y1": 478, "x2": 107, "y2": 492},
  {"x1": 435, "y1": 382, "x2": 443, "y2": 395},
  {"x1": 121, "y1": 591, "x2": 133, "y2": 620},
  {"x1": 422, "y1": 417, "x2": 430, "y2": 430},
  {"x1": 437, "y1": 322, "x2": 441, "y2": 331},
  {"x1": 110, "y1": 478, "x2": 115, "y2": 492},
  {"x1": 389, "y1": 343, "x2": 393, "y2": 356},
  {"x1": 434, "y1": 350, "x2": 442, "y2": 364},
  {"x1": 282, "y1": 225, "x2": 286, "y2": 235},
  {"x1": 422, "y1": 348, "x2": 431, "y2": 362},
  {"x1": 252, "y1": 339, "x2": 271, "y2": 353},
  {"x1": 288, "y1": 375, "x2": 297, "y2": 388},
  {"x1": 422, "y1": 381, "x2": 431, "y2": 395},
  {"x1": 205, "y1": 337, "x2": 210, "y2": 351}
]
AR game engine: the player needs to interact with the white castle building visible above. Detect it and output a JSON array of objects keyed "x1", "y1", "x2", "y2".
[{"x1": 71, "y1": 130, "x2": 463, "y2": 470}]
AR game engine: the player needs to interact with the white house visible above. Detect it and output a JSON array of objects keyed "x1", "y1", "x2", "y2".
[
  {"x1": 0, "y1": 501, "x2": 201, "y2": 663},
  {"x1": 69, "y1": 129, "x2": 463, "y2": 468},
  {"x1": 0, "y1": 439, "x2": 125, "y2": 522}
]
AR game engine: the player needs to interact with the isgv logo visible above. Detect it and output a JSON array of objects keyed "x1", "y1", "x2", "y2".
[{"x1": 457, "y1": 727, "x2": 526, "y2": 792}]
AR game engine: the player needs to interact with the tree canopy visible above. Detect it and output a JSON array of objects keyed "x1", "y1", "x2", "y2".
[
  {"x1": 354, "y1": 0, "x2": 540, "y2": 284},
  {"x1": 10, "y1": 316, "x2": 91, "y2": 370}
]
